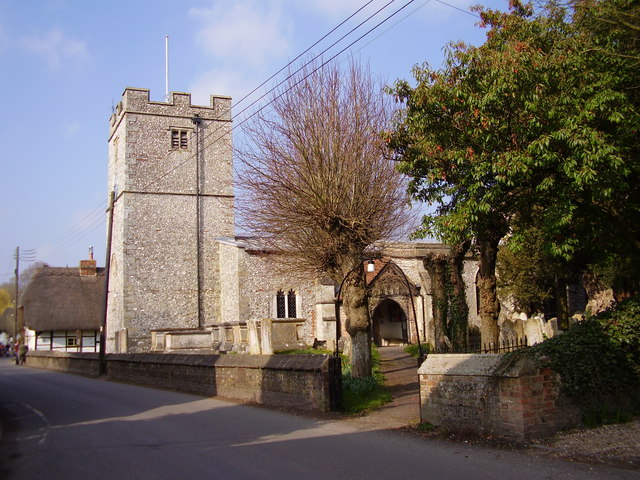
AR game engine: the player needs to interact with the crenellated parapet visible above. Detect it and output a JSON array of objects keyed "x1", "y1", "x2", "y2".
[{"x1": 109, "y1": 88, "x2": 231, "y2": 136}]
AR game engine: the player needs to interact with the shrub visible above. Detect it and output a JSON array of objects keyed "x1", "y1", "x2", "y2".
[
  {"x1": 404, "y1": 343, "x2": 431, "y2": 358},
  {"x1": 502, "y1": 296, "x2": 640, "y2": 424}
]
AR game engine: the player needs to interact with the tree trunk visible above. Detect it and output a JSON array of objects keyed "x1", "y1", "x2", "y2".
[
  {"x1": 477, "y1": 234, "x2": 502, "y2": 347},
  {"x1": 343, "y1": 266, "x2": 372, "y2": 378},
  {"x1": 448, "y1": 240, "x2": 471, "y2": 349},
  {"x1": 349, "y1": 330, "x2": 371, "y2": 378},
  {"x1": 423, "y1": 254, "x2": 447, "y2": 351}
]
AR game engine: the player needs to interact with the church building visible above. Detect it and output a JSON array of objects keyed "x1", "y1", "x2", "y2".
[{"x1": 105, "y1": 88, "x2": 493, "y2": 355}]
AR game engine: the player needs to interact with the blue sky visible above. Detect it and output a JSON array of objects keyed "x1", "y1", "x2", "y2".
[{"x1": 0, "y1": 0, "x2": 505, "y2": 284}]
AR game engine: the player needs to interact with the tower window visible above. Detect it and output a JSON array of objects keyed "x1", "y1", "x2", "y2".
[{"x1": 171, "y1": 129, "x2": 189, "y2": 149}]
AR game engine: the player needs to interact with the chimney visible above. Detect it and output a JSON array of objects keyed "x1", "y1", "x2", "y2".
[{"x1": 79, "y1": 246, "x2": 97, "y2": 276}]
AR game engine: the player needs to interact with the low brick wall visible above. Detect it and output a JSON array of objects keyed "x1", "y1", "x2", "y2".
[
  {"x1": 418, "y1": 354, "x2": 580, "y2": 441},
  {"x1": 24, "y1": 351, "x2": 331, "y2": 412}
]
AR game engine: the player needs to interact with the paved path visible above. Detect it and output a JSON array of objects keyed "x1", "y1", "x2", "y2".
[{"x1": 347, "y1": 346, "x2": 421, "y2": 430}]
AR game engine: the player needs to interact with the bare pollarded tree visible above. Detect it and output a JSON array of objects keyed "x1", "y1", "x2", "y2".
[{"x1": 237, "y1": 59, "x2": 411, "y2": 377}]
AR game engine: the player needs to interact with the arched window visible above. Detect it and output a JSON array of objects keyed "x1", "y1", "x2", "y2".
[
  {"x1": 287, "y1": 289, "x2": 297, "y2": 318},
  {"x1": 276, "y1": 289, "x2": 298, "y2": 318},
  {"x1": 276, "y1": 290, "x2": 286, "y2": 318}
]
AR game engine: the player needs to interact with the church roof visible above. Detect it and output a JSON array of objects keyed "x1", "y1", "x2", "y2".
[{"x1": 21, "y1": 267, "x2": 105, "y2": 332}]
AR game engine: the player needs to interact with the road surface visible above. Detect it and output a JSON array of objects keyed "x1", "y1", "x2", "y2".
[{"x1": 0, "y1": 358, "x2": 637, "y2": 480}]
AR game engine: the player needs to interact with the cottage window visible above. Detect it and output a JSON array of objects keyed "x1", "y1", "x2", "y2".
[
  {"x1": 171, "y1": 129, "x2": 189, "y2": 149},
  {"x1": 276, "y1": 289, "x2": 298, "y2": 318}
]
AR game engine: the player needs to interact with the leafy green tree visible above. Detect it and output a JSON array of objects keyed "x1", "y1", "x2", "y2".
[
  {"x1": 497, "y1": 231, "x2": 554, "y2": 317},
  {"x1": 388, "y1": 0, "x2": 639, "y2": 342},
  {"x1": 570, "y1": 0, "x2": 640, "y2": 297}
]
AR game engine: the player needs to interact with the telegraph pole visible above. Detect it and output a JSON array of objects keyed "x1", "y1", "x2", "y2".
[
  {"x1": 193, "y1": 114, "x2": 204, "y2": 329},
  {"x1": 100, "y1": 191, "x2": 115, "y2": 375},
  {"x1": 14, "y1": 247, "x2": 19, "y2": 342}
]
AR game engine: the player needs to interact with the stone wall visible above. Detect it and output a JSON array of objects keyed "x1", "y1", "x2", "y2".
[
  {"x1": 24, "y1": 351, "x2": 331, "y2": 412},
  {"x1": 218, "y1": 238, "x2": 320, "y2": 345},
  {"x1": 26, "y1": 351, "x2": 101, "y2": 377},
  {"x1": 418, "y1": 353, "x2": 580, "y2": 441}
]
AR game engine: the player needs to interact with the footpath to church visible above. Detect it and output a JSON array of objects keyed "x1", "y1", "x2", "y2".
[{"x1": 345, "y1": 346, "x2": 421, "y2": 431}]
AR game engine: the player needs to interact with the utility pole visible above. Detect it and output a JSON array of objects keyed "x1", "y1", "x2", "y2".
[
  {"x1": 100, "y1": 191, "x2": 115, "y2": 375},
  {"x1": 193, "y1": 114, "x2": 204, "y2": 329},
  {"x1": 14, "y1": 246, "x2": 19, "y2": 342}
]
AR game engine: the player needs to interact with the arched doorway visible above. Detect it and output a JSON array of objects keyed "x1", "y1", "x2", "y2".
[{"x1": 372, "y1": 299, "x2": 408, "y2": 346}]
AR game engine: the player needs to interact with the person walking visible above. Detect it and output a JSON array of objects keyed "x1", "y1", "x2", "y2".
[{"x1": 18, "y1": 343, "x2": 28, "y2": 365}]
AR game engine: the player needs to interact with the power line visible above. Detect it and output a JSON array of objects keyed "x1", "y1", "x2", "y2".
[
  {"x1": 229, "y1": 0, "x2": 400, "y2": 128},
  {"x1": 49, "y1": 201, "x2": 108, "y2": 247},
  {"x1": 140, "y1": 0, "x2": 405, "y2": 191},
  {"x1": 345, "y1": 0, "x2": 434, "y2": 61},
  {"x1": 141, "y1": 0, "x2": 417, "y2": 192},
  {"x1": 233, "y1": 0, "x2": 378, "y2": 112},
  {"x1": 33, "y1": 1, "x2": 392, "y2": 255},
  {"x1": 434, "y1": 0, "x2": 480, "y2": 19},
  {"x1": 56, "y1": 215, "x2": 106, "y2": 252},
  {"x1": 242, "y1": 0, "x2": 421, "y2": 130},
  {"x1": 22, "y1": 0, "x2": 476, "y2": 264}
]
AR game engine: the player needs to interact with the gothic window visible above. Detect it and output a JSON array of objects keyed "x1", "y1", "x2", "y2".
[
  {"x1": 276, "y1": 289, "x2": 298, "y2": 318},
  {"x1": 171, "y1": 129, "x2": 189, "y2": 149},
  {"x1": 287, "y1": 289, "x2": 297, "y2": 318},
  {"x1": 276, "y1": 290, "x2": 286, "y2": 318}
]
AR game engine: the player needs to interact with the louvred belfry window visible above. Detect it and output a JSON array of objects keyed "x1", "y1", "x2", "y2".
[{"x1": 171, "y1": 129, "x2": 189, "y2": 149}]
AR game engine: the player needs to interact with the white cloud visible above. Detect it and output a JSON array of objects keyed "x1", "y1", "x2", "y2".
[
  {"x1": 190, "y1": 1, "x2": 291, "y2": 67},
  {"x1": 63, "y1": 121, "x2": 81, "y2": 138},
  {"x1": 304, "y1": 0, "x2": 369, "y2": 19},
  {"x1": 189, "y1": 68, "x2": 257, "y2": 109},
  {"x1": 21, "y1": 27, "x2": 89, "y2": 70}
]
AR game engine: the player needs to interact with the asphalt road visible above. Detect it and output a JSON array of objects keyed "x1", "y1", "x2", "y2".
[{"x1": 0, "y1": 358, "x2": 638, "y2": 480}]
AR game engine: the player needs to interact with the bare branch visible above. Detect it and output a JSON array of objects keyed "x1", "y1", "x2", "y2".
[{"x1": 236, "y1": 58, "x2": 413, "y2": 280}]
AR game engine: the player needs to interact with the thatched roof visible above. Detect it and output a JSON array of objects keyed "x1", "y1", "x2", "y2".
[{"x1": 21, "y1": 267, "x2": 105, "y2": 331}]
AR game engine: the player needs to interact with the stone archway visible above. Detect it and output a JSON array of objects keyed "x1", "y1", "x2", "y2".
[{"x1": 371, "y1": 298, "x2": 408, "y2": 347}]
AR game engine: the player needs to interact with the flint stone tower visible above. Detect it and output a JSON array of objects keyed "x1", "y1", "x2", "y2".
[{"x1": 106, "y1": 88, "x2": 234, "y2": 352}]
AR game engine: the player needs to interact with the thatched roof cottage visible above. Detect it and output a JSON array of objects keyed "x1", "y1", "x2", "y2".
[{"x1": 21, "y1": 255, "x2": 105, "y2": 352}]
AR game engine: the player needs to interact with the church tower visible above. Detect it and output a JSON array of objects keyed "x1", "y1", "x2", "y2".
[{"x1": 106, "y1": 88, "x2": 234, "y2": 352}]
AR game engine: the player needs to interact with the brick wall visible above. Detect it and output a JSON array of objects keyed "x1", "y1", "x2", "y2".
[
  {"x1": 25, "y1": 351, "x2": 331, "y2": 412},
  {"x1": 418, "y1": 354, "x2": 580, "y2": 441}
]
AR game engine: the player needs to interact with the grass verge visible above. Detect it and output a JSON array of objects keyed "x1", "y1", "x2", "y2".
[
  {"x1": 403, "y1": 343, "x2": 431, "y2": 358},
  {"x1": 341, "y1": 346, "x2": 392, "y2": 414}
]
